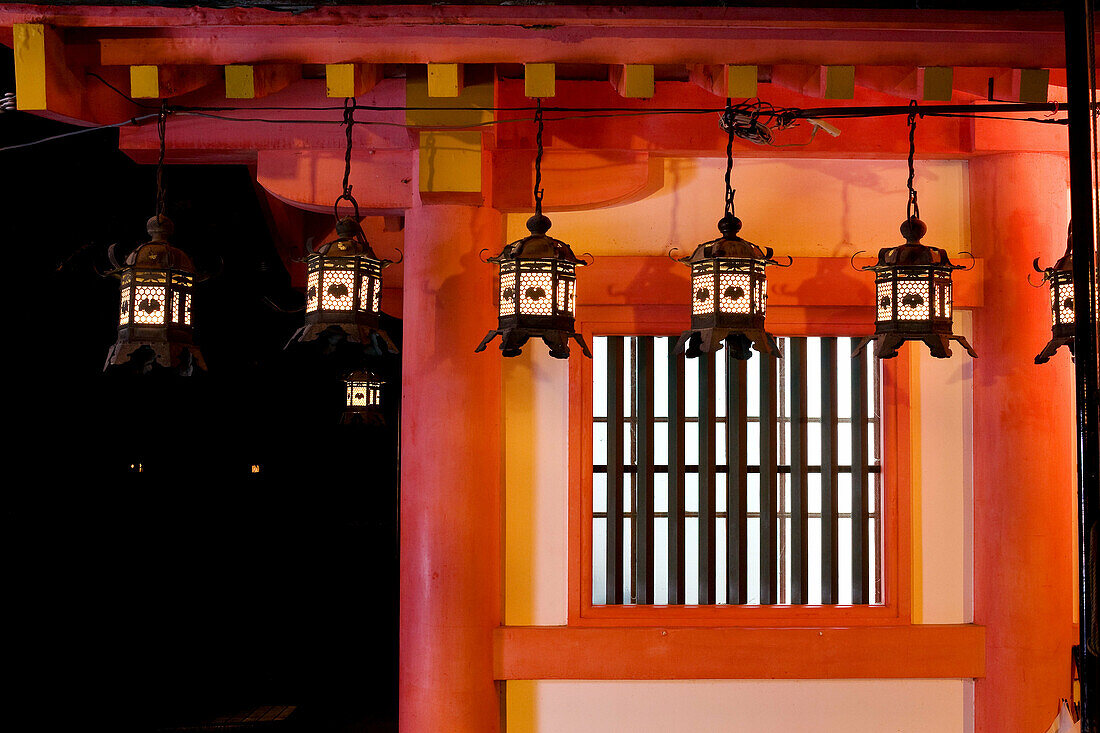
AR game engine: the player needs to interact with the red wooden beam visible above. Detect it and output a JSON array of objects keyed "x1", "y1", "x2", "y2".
[{"x1": 493, "y1": 624, "x2": 986, "y2": 680}]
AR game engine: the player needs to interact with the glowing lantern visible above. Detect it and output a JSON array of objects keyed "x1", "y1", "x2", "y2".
[
  {"x1": 342, "y1": 370, "x2": 385, "y2": 425},
  {"x1": 1034, "y1": 227, "x2": 1076, "y2": 363},
  {"x1": 105, "y1": 215, "x2": 205, "y2": 373},
  {"x1": 854, "y1": 217, "x2": 976, "y2": 359},
  {"x1": 289, "y1": 216, "x2": 396, "y2": 354},
  {"x1": 673, "y1": 212, "x2": 787, "y2": 359}
]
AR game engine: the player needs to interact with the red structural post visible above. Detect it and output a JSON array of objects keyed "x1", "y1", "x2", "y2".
[
  {"x1": 400, "y1": 203, "x2": 503, "y2": 732},
  {"x1": 970, "y1": 153, "x2": 1078, "y2": 732}
]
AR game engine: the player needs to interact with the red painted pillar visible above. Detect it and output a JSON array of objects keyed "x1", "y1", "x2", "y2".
[
  {"x1": 970, "y1": 153, "x2": 1077, "y2": 732},
  {"x1": 399, "y1": 202, "x2": 503, "y2": 732}
]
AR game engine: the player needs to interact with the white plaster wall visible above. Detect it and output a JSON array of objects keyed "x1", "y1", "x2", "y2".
[
  {"x1": 506, "y1": 679, "x2": 973, "y2": 733},
  {"x1": 505, "y1": 157, "x2": 971, "y2": 259}
]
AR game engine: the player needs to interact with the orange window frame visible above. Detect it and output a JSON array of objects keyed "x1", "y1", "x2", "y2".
[{"x1": 565, "y1": 258, "x2": 914, "y2": 628}]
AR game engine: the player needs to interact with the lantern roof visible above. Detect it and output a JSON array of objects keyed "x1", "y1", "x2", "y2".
[
  {"x1": 680, "y1": 215, "x2": 778, "y2": 265},
  {"x1": 119, "y1": 216, "x2": 195, "y2": 272},
  {"x1": 490, "y1": 214, "x2": 586, "y2": 265},
  {"x1": 345, "y1": 370, "x2": 383, "y2": 383},
  {"x1": 865, "y1": 217, "x2": 961, "y2": 271},
  {"x1": 311, "y1": 216, "x2": 391, "y2": 264}
]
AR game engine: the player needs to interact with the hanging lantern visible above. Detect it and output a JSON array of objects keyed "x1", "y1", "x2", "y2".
[
  {"x1": 673, "y1": 211, "x2": 787, "y2": 359},
  {"x1": 854, "y1": 103, "x2": 976, "y2": 360},
  {"x1": 1034, "y1": 225, "x2": 1076, "y2": 363},
  {"x1": 673, "y1": 104, "x2": 790, "y2": 359},
  {"x1": 104, "y1": 105, "x2": 204, "y2": 374},
  {"x1": 475, "y1": 100, "x2": 591, "y2": 359},
  {"x1": 341, "y1": 370, "x2": 385, "y2": 425},
  {"x1": 105, "y1": 215, "x2": 205, "y2": 373},
  {"x1": 288, "y1": 216, "x2": 397, "y2": 354},
  {"x1": 289, "y1": 98, "x2": 397, "y2": 355}
]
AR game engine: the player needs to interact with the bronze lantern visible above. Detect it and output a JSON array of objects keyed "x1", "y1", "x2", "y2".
[
  {"x1": 853, "y1": 217, "x2": 976, "y2": 360},
  {"x1": 475, "y1": 99, "x2": 590, "y2": 359},
  {"x1": 476, "y1": 213, "x2": 590, "y2": 359},
  {"x1": 105, "y1": 215, "x2": 206, "y2": 374},
  {"x1": 289, "y1": 215, "x2": 397, "y2": 355},
  {"x1": 1034, "y1": 226, "x2": 1076, "y2": 363},
  {"x1": 672, "y1": 212, "x2": 787, "y2": 359},
  {"x1": 342, "y1": 370, "x2": 385, "y2": 425}
]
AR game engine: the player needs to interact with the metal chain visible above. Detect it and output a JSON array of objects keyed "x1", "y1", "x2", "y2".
[
  {"x1": 336, "y1": 97, "x2": 359, "y2": 219},
  {"x1": 724, "y1": 99, "x2": 736, "y2": 218},
  {"x1": 155, "y1": 101, "x2": 167, "y2": 222},
  {"x1": 534, "y1": 98, "x2": 545, "y2": 216},
  {"x1": 906, "y1": 100, "x2": 920, "y2": 222}
]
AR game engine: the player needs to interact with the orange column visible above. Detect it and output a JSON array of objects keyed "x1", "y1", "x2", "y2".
[
  {"x1": 400, "y1": 203, "x2": 503, "y2": 732},
  {"x1": 969, "y1": 153, "x2": 1077, "y2": 732}
]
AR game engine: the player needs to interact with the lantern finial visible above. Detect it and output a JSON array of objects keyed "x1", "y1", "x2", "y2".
[
  {"x1": 900, "y1": 216, "x2": 926, "y2": 244},
  {"x1": 718, "y1": 214, "x2": 742, "y2": 238},
  {"x1": 146, "y1": 215, "x2": 174, "y2": 242}
]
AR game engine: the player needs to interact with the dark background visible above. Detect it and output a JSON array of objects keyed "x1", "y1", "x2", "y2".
[{"x1": 4, "y1": 47, "x2": 400, "y2": 732}]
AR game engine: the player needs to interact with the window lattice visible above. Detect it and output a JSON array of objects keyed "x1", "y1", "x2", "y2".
[{"x1": 591, "y1": 335, "x2": 883, "y2": 607}]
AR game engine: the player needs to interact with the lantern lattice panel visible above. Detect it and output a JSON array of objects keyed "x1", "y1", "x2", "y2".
[
  {"x1": 894, "y1": 278, "x2": 930, "y2": 321},
  {"x1": 719, "y1": 272, "x2": 752, "y2": 314},
  {"x1": 346, "y1": 382, "x2": 382, "y2": 407},
  {"x1": 183, "y1": 292, "x2": 192, "y2": 326},
  {"x1": 1053, "y1": 273, "x2": 1076, "y2": 325},
  {"x1": 755, "y1": 278, "x2": 767, "y2": 316},
  {"x1": 119, "y1": 288, "x2": 131, "y2": 326},
  {"x1": 876, "y1": 281, "x2": 893, "y2": 321},
  {"x1": 370, "y1": 277, "x2": 382, "y2": 313},
  {"x1": 499, "y1": 266, "x2": 517, "y2": 317},
  {"x1": 306, "y1": 269, "x2": 320, "y2": 313},
  {"x1": 692, "y1": 270, "x2": 715, "y2": 315},
  {"x1": 133, "y1": 285, "x2": 166, "y2": 325},
  {"x1": 519, "y1": 269, "x2": 554, "y2": 316},
  {"x1": 322, "y1": 268, "x2": 356, "y2": 311}
]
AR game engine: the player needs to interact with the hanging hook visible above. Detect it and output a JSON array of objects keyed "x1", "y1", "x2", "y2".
[
  {"x1": 533, "y1": 98, "x2": 545, "y2": 216},
  {"x1": 335, "y1": 97, "x2": 359, "y2": 221},
  {"x1": 667, "y1": 246, "x2": 682, "y2": 263},
  {"x1": 905, "y1": 100, "x2": 920, "y2": 223},
  {"x1": 849, "y1": 249, "x2": 869, "y2": 271},
  {"x1": 955, "y1": 250, "x2": 977, "y2": 271},
  {"x1": 1026, "y1": 271, "x2": 1047, "y2": 288},
  {"x1": 155, "y1": 101, "x2": 168, "y2": 223}
]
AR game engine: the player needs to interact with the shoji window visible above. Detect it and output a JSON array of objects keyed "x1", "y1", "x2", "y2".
[{"x1": 592, "y1": 336, "x2": 882, "y2": 606}]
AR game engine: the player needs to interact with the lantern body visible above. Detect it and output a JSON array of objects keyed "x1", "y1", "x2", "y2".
[
  {"x1": 476, "y1": 214, "x2": 590, "y2": 359},
  {"x1": 290, "y1": 217, "x2": 396, "y2": 354},
  {"x1": 341, "y1": 371, "x2": 385, "y2": 425},
  {"x1": 673, "y1": 215, "x2": 784, "y2": 360},
  {"x1": 105, "y1": 217, "x2": 205, "y2": 373},
  {"x1": 1034, "y1": 237, "x2": 1076, "y2": 363},
  {"x1": 855, "y1": 218, "x2": 976, "y2": 360}
]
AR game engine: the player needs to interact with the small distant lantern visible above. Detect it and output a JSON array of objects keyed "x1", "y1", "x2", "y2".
[
  {"x1": 672, "y1": 211, "x2": 788, "y2": 359},
  {"x1": 854, "y1": 102, "x2": 976, "y2": 361},
  {"x1": 476, "y1": 213, "x2": 590, "y2": 359},
  {"x1": 288, "y1": 216, "x2": 397, "y2": 354},
  {"x1": 475, "y1": 99, "x2": 590, "y2": 359},
  {"x1": 342, "y1": 370, "x2": 385, "y2": 425},
  {"x1": 853, "y1": 217, "x2": 976, "y2": 359},
  {"x1": 105, "y1": 215, "x2": 205, "y2": 373},
  {"x1": 1034, "y1": 226, "x2": 1076, "y2": 363}
]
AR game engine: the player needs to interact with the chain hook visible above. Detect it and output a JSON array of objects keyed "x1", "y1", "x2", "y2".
[
  {"x1": 905, "y1": 100, "x2": 920, "y2": 223},
  {"x1": 155, "y1": 101, "x2": 168, "y2": 223},
  {"x1": 533, "y1": 98, "x2": 545, "y2": 216},
  {"x1": 336, "y1": 97, "x2": 359, "y2": 221}
]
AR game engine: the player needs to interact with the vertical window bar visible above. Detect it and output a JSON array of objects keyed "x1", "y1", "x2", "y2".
[
  {"x1": 789, "y1": 338, "x2": 810, "y2": 604},
  {"x1": 698, "y1": 351, "x2": 718, "y2": 604},
  {"x1": 634, "y1": 336, "x2": 655, "y2": 604},
  {"x1": 606, "y1": 337, "x2": 625, "y2": 604},
  {"x1": 820, "y1": 337, "x2": 840, "y2": 604},
  {"x1": 759, "y1": 351, "x2": 779, "y2": 605},
  {"x1": 726, "y1": 351, "x2": 749, "y2": 604},
  {"x1": 850, "y1": 344, "x2": 870, "y2": 605},
  {"x1": 667, "y1": 346, "x2": 687, "y2": 604}
]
